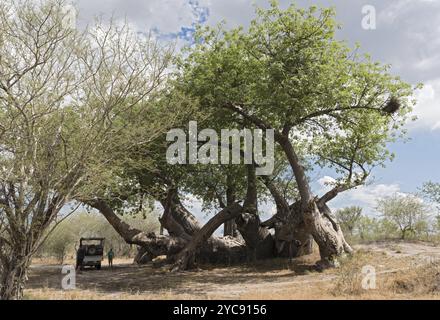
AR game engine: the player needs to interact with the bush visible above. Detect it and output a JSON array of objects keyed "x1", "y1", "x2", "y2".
[
  {"x1": 335, "y1": 206, "x2": 362, "y2": 237},
  {"x1": 377, "y1": 193, "x2": 430, "y2": 240},
  {"x1": 333, "y1": 251, "x2": 377, "y2": 296},
  {"x1": 37, "y1": 211, "x2": 160, "y2": 262},
  {"x1": 390, "y1": 262, "x2": 440, "y2": 295}
]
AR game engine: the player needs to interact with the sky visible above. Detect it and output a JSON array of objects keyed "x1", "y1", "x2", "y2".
[{"x1": 72, "y1": 0, "x2": 440, "y2": 221}]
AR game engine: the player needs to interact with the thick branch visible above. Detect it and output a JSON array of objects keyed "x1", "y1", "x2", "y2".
[
  {"x1": 171, "y1": 202, "x2": 244, "y2": 271},
  {"x1": 158, "y1": 188, "x2": 202, "y2": 239},
  {"x1": 277, "y1": 137, "x2": 314, "y2": 207},
  {"x1": 87, "y1": 198, "x2": 151, "y2": 245}
]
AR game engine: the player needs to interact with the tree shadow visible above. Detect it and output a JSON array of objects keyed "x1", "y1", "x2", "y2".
[{"x1": 27, "y1": 254, "x2": 320, "y2": 297}]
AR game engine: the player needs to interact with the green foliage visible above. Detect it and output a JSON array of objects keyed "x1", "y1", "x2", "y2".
[
  {"x1": 376, "y1": 193, "x2": 430, "y2": 239},
  {"x1": 38, "y1": 211, "x2": 160, "y2": 262},
  {"x1": 422, "y1": 181, "x2": 440, "y2": 209},
  {"x1": 335, "y1": 201, "x2": 436, "y2": 242},
  {"x1": 177, "y1": 0, "x2": 417, "y2": 193},
  {"x1": 335, "y1": 206, "x2": 363, "y2": 236}
]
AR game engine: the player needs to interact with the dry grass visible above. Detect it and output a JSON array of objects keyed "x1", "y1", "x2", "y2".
[
  {"x1": 333, "y1": 251, "x2": 376, "y2": 296},
  {"x1": 24, "y1": 288, "x2": 198, "y2": 300},
  {"x1": 31, "y1": 257, "x2": 133, "y2": 266},
  {"x1": 24, "y1": 241, "x2": 440, "y2": 300},
  {"x1": 388, "y1": 262, "x2": 440, "y2": 296},
  {"x1": 329, "y1": 246, "x2": 440, "y2": 299}
]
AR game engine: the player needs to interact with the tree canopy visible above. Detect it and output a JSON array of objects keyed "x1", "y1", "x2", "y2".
[{"x1": 0, "y1": 0, "x2": 422, "y2": 299}]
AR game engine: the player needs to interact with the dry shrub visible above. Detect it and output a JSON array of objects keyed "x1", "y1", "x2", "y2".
[
  {"x1": 389, "y1": 262, "x2": 440, "y2": 295},
  {"x1": 333, "y1": 251, "x2": 378, "y2": 296}
]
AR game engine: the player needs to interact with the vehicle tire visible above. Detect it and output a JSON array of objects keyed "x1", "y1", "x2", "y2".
[
  {"x1": 88, "y1": 245, "x2": 96, "y2": 255},
  {"x1": 95, "y1": 263, "x2": 101, "y2": 270}
]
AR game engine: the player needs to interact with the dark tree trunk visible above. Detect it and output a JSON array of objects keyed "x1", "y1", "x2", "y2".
[
  {"x1": 171, "y1": 203, "x2": 245, "y2": 271},
  {"x1": 235, "y1": 165, "x2": 274, "y2": 260},
  {"x1": 259, "y1": 178, "x2": 313, "y2": 258},
  {"x1": 223, "y1": 173, "x2": 238, "y2": 237},
  {"x1": 235, "y1": 212, "x2": 274, "y2": 260},
  {"x1": 158, "y1": 188, "x2": 202, "y2": 240},
  {"x1": 0, "y1": 252, "x2": 31, "y2": 300},
  {"x1": 224, "y1": 219, "x2": 238, "y2": 237},
  {"x1": 277, "y1": 137, "x2": 352, "y2": 267}
]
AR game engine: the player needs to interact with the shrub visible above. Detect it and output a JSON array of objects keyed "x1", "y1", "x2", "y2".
[{"x1": 37, "y1": 211, "x2": 160, "y2": 262}]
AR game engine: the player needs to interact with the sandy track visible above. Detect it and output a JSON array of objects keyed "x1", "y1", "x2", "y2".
[{"x1": 26, "y1": 241, "x2": 440, "y2": 299}]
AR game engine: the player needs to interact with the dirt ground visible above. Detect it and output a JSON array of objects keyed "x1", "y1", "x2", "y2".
[{"x1": 25, "y1": 240, "x2": 440, "y2": 300}]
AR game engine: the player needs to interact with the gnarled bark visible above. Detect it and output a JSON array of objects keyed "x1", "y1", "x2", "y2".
[
  {"x1": 259, "y1": 177, "x2": 313, "y2": 258},
  {"x1": 158, "y1": 188, "x2": 202, "y2": 240},
  {"x1": 235, "y1": 165, "x2": 275, "y2": 260},
  {"x1": 171, "y1": 203, "x2": 244, "y2": 271},
  {"x1": 276, "y1": 136, "x2": 352, "y2": 266},
  {"x1": 235, "y1": 212, "x2": 274, "y2": 260}
]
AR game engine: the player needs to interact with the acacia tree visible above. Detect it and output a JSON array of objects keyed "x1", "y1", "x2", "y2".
[
  {"x1": 335, "y1": 206, "x2": 363, "y2": 236},
  {"x1": 177, "y1": 1, "x2": 416, "y2": 267},
  {"x1": 422, "y1": 182, "x2": 440, "y2": 234},
  {"x1": 377, "y1": 194, "x2": 429, "y2": 239},
  {"x1": 0, "y1": 0, "x2": 171, "y2": 299},
  {"x1": 422, "y1": 181, "x2": 440, "y2": 210}
]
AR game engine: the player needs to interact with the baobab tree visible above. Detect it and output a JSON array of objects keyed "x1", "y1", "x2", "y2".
[
  {"x1": 85, "y1": 2, "x2": 418, "y2": 271},
  {"x1": 175, "y1": 1, "x2": 416, "y2": 268}
]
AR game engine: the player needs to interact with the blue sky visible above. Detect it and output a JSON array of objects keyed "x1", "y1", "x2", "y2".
[{"x1": 74, "y1": 0, "x2": 440, "y2": 221}]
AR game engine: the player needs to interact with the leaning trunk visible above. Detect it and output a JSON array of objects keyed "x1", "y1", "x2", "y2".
[
  {"x1": 278, "y1": 137, "x2": 351, "y2": 266},
  {"x1": 89, "y1": 198, "x2": 247, "y2": 265},
  {"x1": 171, "y1": 203, "x2": 245, "y2": 271},
  {"x1": 303, "y1": 202, "x2": 344, "y2": 267}
]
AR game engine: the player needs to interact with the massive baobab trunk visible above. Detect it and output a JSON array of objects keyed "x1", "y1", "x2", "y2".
[
  {"x1": 278, "y1": 136, "x2": 352, "y2": 267},
  {"x1": 171, "y1": 203, "x2": 245, "y2": 271},
  {"x1": 90, "y1": 164, "x2": 327, "y2": 271},
  {"x1": 158, "y1": 188, "x2": 201, "y2": 240},
  {"x1": 90, "y1": 169, "x2": 323, "y2": 271},
  {"x1": 261, "y1": 200, "x2": 314, "y2": 258},
  {"x1": 235, "y1": 165, "x2": 275, "y2": 260}
]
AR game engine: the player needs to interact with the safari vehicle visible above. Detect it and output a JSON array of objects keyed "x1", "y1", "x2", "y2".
[{"x1": 77, "y1": 237, "x2": 105, "y2": 270}]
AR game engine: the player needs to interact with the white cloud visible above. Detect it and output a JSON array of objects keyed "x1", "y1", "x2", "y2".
[
  {"x1": 76, "y1": 0, "x2": 209, "y2": 36},
  {"x1": 409, "y1": 79, "x2": 440, "y2": 131},
  {"x1": 378, "y1": 0, "x2": 412, "y2": 24},
  {"x1": 342, "y1": 183, "x2": 403, "y2": 207},
  {"x1": 318, "y1": 176, "x2": 337, "y2": 189},
  {"x1": 379, "y1": 0, "x2": 440, "y2": 25},
  {"x1": 317, "y1": 175, "x2": 406, "y2": 215}
]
